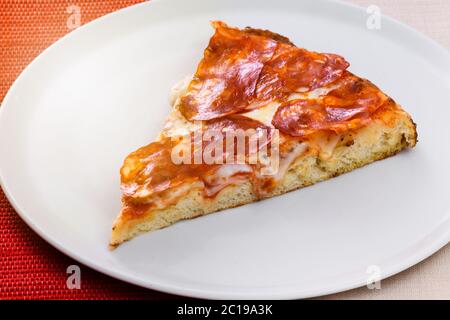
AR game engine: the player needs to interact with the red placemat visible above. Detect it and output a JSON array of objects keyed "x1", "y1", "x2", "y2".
[{"x1": 0, "y1": 0, "x2": 179, "y2": 300}]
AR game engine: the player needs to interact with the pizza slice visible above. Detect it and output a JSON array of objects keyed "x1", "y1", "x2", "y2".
[{"x1": 110, "y1": 22, "x2": 417, "y2": 247}]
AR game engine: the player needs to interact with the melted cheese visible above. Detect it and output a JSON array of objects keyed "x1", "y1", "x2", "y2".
[
  {"x1": 311, "y1": 132, "x2": 342, "y2": 160},
  {"x1": 243, "y1": 101, "x2": 280, "y2": 127},
  {"x1": 157, "y1": 77, "x2": 345, "y2": 200},
  {"x1": 241, "y1": 83, "x2": 340, "y2": 127},
  {"x1": 273, "y1": 141, "x2": 308, "y2": 181},
  {"x1": 169, "y1": 76, "x2": 191, "y2": 107},
  {"x1": 203, "y1": 164, "x2": 253, "y2": 196},
  {"x1": 160, "y1": 108, "x2": 201, "y2": 139}
]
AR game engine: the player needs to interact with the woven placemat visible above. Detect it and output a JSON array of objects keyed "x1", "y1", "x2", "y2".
[{"x1": 0, "y1": 0, "x2": 179, "y2": 300}]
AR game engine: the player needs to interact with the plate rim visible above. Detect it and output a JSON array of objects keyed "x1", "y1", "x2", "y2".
[{"x1": 0, "y1": 0, "x2": 449, "y2": 299}]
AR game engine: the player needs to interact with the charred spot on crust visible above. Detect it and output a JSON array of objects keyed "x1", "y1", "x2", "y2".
[
  {"x1": 401, "y1": 133, "x2": 407, "y2": 145},
  {"x1": 345, "y1": 139, "x2": 355, "y2": 147}
]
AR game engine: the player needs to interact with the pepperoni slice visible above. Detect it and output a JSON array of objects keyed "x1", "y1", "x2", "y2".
[
  {"x1": 179, "y1": 21, "x2": 349, "y2": 121},
  {"x1": 179, "y1": 22, "x2": 278, "y2": 121},
  {"x1": 121, "y1": 115, "x2": 273, "y2": 201},
  {"x1": 204, "y1": 115, "x2": 274, "y2": 162},
  {"x1": 120, "y1": 137, "x2": 218, "y2": 202},
  {"x1": 272, "y1": 73, "x2": 386, "y2": 137},
  {"x1": 256, "y1": 44, "x2": 349, "y2": 101}
]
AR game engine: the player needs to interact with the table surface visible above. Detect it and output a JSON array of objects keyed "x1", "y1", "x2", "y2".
[{"x1": 0, "y1": 0, "x2": 449, "y2": 300}]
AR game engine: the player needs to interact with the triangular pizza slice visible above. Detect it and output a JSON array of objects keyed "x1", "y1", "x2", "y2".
[{"x1": 111, "y1": 22, "x2": 417, "y2": 247}]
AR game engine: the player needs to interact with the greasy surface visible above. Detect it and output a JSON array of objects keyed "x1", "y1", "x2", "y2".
[
  {"x1": 180, "y1": 21, "x2": 278, "y2": 120},
  {"x1": 121, "y1": 136, "x2": 218, "y2": 203},
  {"x1": 255, "y1": 45, "x2": 349, "y2": 102},
  {"x1": 204, "y1": 114, "x2": 275, "y2": 160},
  {"x1": 272, "y1": 72, "x2": 388, "y2": 137},
  {"x1": 121, "y1": 114, "x2": 274, "y2": 204},
  {"x1": 179, "y1": 21, "x2": 349, "y2": 120}
]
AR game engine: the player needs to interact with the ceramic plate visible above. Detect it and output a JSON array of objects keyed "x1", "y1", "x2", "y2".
[{"x1": 1, "y1": 0, "x2": 449, "y2": 299}]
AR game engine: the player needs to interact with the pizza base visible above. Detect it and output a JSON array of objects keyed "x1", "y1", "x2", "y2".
[{"x1": 110, "y1": 107, "x2": 416, "y2": 248}]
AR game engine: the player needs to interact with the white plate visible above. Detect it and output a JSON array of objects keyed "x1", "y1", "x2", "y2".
[{"x1": 1, "y1": 0, "x2": 449, "y2": 299}]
